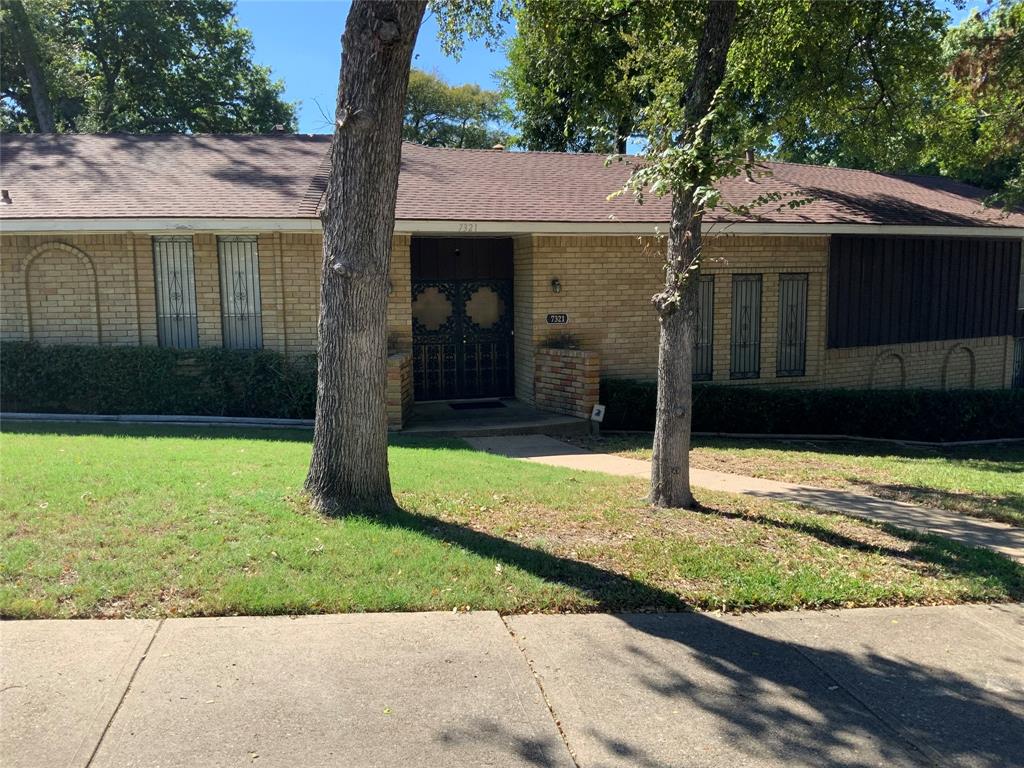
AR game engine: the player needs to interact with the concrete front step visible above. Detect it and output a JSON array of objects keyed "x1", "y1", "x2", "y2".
[
  {"x1": 399, "y1": 399, "x2": 590, "y2": 438},
  {"x1": 400, "y1": 413, "x2": 589, "y2": 438}
]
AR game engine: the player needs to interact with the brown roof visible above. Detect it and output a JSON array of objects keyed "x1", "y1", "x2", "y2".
[{"x1": 2, "y1": 133, "x2": 1021, "y2": 228}]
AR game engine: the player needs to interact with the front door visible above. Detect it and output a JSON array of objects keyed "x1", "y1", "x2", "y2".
[{"x1": 411, "y1": 237, "x2": 514, "y2": 401}]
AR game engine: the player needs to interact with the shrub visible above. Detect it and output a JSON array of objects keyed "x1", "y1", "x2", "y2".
[
  {"x1": 1, "y1": 342, "x2": 316, "y2": 419},
  {"x1": 600, "y1": 378, "x2": 1024, "y2": 442}
]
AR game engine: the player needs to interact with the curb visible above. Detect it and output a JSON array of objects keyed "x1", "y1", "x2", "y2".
[
  {"x1": 1, "y1": 412, "x2": 314, "y2": 429},
  {"x1": 4, "y1": 413, "x2": 1022, "y2": 447}
]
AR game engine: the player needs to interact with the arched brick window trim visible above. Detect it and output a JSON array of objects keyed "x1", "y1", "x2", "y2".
[
  {"x1": 868, "y1": 350, "x2": 906, "y2": 389},
  {"x1": 941, "y1": 344, "x2": 976, "y2": 390},
  {"x1": 22, "y1": 242, "x2": 102, "y2": 344}
]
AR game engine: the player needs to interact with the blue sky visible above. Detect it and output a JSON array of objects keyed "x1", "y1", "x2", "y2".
[
  {"x1": 234, "y1": 1, "x2": 511, "y2": 133},
  {"x1": 234, "y1": 0, "x2": 978, "y2": 135}
]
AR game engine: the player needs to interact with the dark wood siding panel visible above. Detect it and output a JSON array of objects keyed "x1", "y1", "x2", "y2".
[
  {"x1": 827, "y1": 235, "x2": 1020, "y2": 349},
  {"x1": 411, "y1": 237, "x2": 514, "y2": 281}
]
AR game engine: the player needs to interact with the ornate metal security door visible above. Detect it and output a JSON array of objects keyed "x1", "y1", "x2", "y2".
[{"x1": 412, "y1": 279, "x2": 514, "y2": 400}]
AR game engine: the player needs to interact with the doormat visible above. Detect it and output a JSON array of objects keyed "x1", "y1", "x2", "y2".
[{"x1": 449, "y1": 401, "x2": 506, "y2": 410}]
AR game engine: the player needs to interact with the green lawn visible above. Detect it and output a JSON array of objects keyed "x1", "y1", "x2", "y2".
[
  {"x1": 1, "y1": 422, "x2": 1021, "y2": 619},
  {"x1": 570, "y1": 435, "x2": 1024, "y2": 527}
]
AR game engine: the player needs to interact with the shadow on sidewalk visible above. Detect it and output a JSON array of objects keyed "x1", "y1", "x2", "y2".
[{"x1": 374, "y1": 504, "x2": 1023, "y2": 768}]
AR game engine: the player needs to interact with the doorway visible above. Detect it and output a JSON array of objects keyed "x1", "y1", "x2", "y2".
[{"x1": 411, "y1": 237, "x2": 515, "y2": 401}]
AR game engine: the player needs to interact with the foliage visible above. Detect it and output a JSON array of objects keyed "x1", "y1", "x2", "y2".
[
  {"x1": 538, "y1": 333, "x2": 582, "y2": 349},
  {"x1": 0, "y1": 342, "x2": 316, "y2": 418},
  {"x1": 599, "y1": 378, "x2": 1024, "y2": 442},
  {"x1": 3, "y1": 423, "x2": 1021, "y2": 618},
  {"x1": 919, "y1": 0, "x2": 1024, "y2": 209},
  {"x1": 404, "y1": 68, "x2": 510, "y2": 148},
  {"x1": 499, "y1": 0, "x2": 646, "y2": 152},
  {"x1": 500, "y1": 0, "x2": 947, "y2": 163},
  {"x1": 0, "y1": 0, "x2": 295, "y2": 133}
]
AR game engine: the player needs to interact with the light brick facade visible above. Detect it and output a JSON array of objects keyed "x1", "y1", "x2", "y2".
[
  {"x1": 1, "y1": 231, "x2": 412, "y2": 356},
  {"x1": 1, "y1": 230, "x2": 1017, "y2": 411},
  {"x1": 823, "y1": 335, "x2": 1014, "y2": 390}
]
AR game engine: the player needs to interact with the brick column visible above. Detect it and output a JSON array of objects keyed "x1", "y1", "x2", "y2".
[
  {"x1": 386, "y1": 350, "x2": 413, "y2": 429},
  {"x1": 193, "y1": 233, "x2": 223, "y2": 347}
]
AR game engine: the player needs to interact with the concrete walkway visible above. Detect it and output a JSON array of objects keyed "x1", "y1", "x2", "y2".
[
  {"x1": 2, "y1": 605, "x2": 1022, "y2": 768},
  {"x1": 466, "y1": 435, "x2": 1024, "y2": 563}
]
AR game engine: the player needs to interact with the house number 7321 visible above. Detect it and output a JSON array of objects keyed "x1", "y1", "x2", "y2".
[{"x1": 457, "y1": 222, "x2": 478, "y2": 232}]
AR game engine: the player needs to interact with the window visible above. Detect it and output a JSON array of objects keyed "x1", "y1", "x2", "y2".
[
  {"x1": 694, "y1": 275, "x2": 714, "y2": 381},
  {"x1": 730, "y1": 274, "x2": 761, "y2": 379},
  {"x1": 777, "y1": 273, "x2": 808, "y2": 376},
  {"x1": 217, "y1": 236, "x2": 263, "y2": 349},
  {"x1": 1018, "y1": 253, "x2": 1024, "y2": 310},
  {"x1": 1014, "y1": 338, "x2": 1024, "y2": 389},
  {"x1": 153, "y1": 236, "x2": 199, "y2": 348}
]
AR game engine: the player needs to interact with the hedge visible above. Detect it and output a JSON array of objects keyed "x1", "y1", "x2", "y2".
[
  {"x1": 601, "y1": 378, "x2": 1024, "y2": 442},
  {"x1": 4, "y1": 343, "x2": 1022, "y2": 441},
  {"x1": 1, "y1": 342, "x2": 317, "y2": 419}
]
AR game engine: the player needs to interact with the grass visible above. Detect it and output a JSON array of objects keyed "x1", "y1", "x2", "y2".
[
  {"x1": 570, "y1": 434, "x2": 1024, "y2": 527},
  {"x1": 1, "y1": 422, "x2": 1021, "y2": 619}
]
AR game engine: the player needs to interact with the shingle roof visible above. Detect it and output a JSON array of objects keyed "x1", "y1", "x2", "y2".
[{"x1": 2, "y1": 133, "x2": 1021, "y2": 228}]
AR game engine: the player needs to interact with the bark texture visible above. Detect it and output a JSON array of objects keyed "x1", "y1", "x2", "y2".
[
  {"x1": 9, "y1": 0, "x2": 55, "y2": 133},
  {"x1": 650, "y1": 0, "x2": 738, "y2": 508},
  {"x1": 305, "y1": 0, "x2": 426, "y2": 515}
]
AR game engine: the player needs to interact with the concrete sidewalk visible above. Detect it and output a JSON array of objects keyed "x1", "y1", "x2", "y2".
[
  {"x1": 2, "y1": 605, "x2": 1022, "y2": 768},
  {"x1": 465, "y1": 435, "x2": 1024, "y2": 563}
]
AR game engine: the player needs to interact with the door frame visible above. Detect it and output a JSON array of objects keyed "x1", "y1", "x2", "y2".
[{"x1": 410, "y1": 237, "x2": 515, "y2": 402}]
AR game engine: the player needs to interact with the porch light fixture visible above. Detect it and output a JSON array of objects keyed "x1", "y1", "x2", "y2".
[
  {"x1": 1, "y1": 189, "x2": 11, "y2": 205},
  {"x1": 550, "y1": 278, "x2": 561, "y2": 294}
]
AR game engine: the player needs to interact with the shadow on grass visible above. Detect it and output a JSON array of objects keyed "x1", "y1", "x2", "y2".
[
  {"x1": 369, "y1": 504, "x2": 1023, "y2": 768},
  {"x1": 686, "y1": 501, "x2": 1024, "y2": 595},
  {"x1": 856, "y1": 481, "x2": 1024, "y2": 526}
]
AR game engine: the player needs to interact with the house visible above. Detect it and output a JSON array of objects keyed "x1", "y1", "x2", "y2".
[{"x1": 1, "y1": 133, "x2": 1022, "y2": 427}]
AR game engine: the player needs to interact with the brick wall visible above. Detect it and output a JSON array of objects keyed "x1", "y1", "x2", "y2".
[
  {"x1": 1, "y1": 234, "x2": 143, "y2": 345},
  {"x1": 704, "y1": 235, "x2": 830, "y2": 386},
  {"x1": 534, "y1": 347, "x2": 600, "y2": 418},
  {"x1": 192, "y1": 234, "x2": 223, "y2": 347},
  {"x1": 515, "y1": 234, "x2": 833, "y2": 401},
  {"x1": 1, "y1": 230, "x2": 1016, "y2": 396},
  {"x1": 1, "y1": 232, "x2": 412, "y2": 357},
  {"x1": 256, "y1": 233, "x2": 286, "y2": 352},
  {"x1": 276, "y1": 232, "x2": 412, "y2": 355},
  {"x1": 824, "y1": 336, "x2": 1012, "y2": 389}
]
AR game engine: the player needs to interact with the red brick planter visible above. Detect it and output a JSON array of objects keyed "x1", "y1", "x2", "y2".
[{"x1": 534, "y1": 348, "x2": 600, "y2": 419}]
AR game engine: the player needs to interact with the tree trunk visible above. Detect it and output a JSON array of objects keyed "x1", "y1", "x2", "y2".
[
  {"x1": 305, "y1": 0, "x2": 426, "y2": 515},
  {"x1": 650, "y1": 196, "x2": 701, "y2": 507},
  {"x1": 649, "y1": 0, "x2": 737, "y2": 508},
  {"x1": 9, "y1": 0, "x2": 55, "y2": 133}
]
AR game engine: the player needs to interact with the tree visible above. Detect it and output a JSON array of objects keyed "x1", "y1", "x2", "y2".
[
  {"x1": 501, "y1": 0, "x2": 950, "y2": 507},
  {"x1": 4, "y1": 0, "x2": 55, "y2": 132},
  {"x1": 500, "y1": 1, "x2": 642, "y2": 152},
  {"x1": 404, "y1": 68, "x2": 509, "y2": 148},
  {"x1": 0, "y1": 0, "x2": 295, "y2": 133},
  {"x1": 304, "y1": 0, "x2": 427, "y2": 514},
  {"x1": 920, "y1": 1, "x2": 1023, "y2": 209}
]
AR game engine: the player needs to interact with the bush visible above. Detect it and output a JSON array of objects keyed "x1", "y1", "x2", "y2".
[
  {"x1": 1, "y1": 342, "x2": 317, "y2": 419},
  {"x1": 600, "y1": 378, "x2": 1024, "y2": 442}
]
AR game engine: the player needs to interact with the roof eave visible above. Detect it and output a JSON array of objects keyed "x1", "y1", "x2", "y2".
[{"x1": 0, "y1": 217, "x2": 1021, "y2": 238}]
